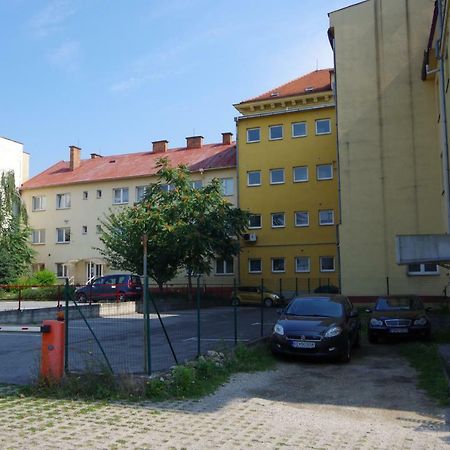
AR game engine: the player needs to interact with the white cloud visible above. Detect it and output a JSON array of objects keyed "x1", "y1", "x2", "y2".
[
  {"x1": 29, "y1": 0, "x2": 75, "y2": 37},
  {"x1": 47, "y1": 41, "x2": 80, "y2": 72}
]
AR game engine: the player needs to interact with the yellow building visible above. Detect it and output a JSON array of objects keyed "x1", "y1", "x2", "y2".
[
  {"x1": 21, "y1": 134, "x2": 238, "y2": 286},
  {"x1": 329, "y1": 0, "x2": 446, "y2": 297},
  {"x1": 234, "y1": 70, "x2": 339, "y2": 293}
]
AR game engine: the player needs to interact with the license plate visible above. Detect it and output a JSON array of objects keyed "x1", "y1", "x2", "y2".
[
  {"x1": 291, "y1": 340, "x2": 316, "y2": 349},
  {"x1": 389, "y1": 328, "x2": 408, "y2": 334}
]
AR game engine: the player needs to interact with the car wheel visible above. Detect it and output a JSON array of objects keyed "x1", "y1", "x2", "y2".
[
  {"x1": 118, "y1": 292, "x2": 126, "y2": 302},
  {"x1": 77, "y1": 293, "x2": 87, "y2": 303},
  {"x1": 264, "y1": 298, "x2": 273, "y2": 308},
  {"x1": 340, "y1": 338, "x2": 352, "y2": 363},
  {"x1": 368, "y1": 332, "x2": 378, "y2": 344}
]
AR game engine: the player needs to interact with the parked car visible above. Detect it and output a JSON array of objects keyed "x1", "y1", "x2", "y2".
[
  {"x1": 233, "y1": 286, "x2": 284, "y2": 307},
  {"x1": 314, "y1": 284, "x2": 340, "y2": 294},
  {"x1": 75, "y1": 274, "x2": 143, "y2": 303},
  {"x1": 366, "y1": 295, "x2": 431, "y2": 343},
  {"x1": 271, "y1": 294, "x2": 361, "y2": 362}
]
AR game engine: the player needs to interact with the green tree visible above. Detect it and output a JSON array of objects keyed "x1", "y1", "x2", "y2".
[
  {"x1": 98, "y1": 158, "x2": 248, "y2": 290},
  {"x1": 0, "y1": 171, "x2": 34, "y2": 284}
]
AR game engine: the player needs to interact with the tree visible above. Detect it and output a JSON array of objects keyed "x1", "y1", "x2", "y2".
[
  {"x1": 98, "y1": 158, "x2": 249, "y2": 290},
  {"x1": 0, "y1": 171, "x2": 34, "y2": 284}
]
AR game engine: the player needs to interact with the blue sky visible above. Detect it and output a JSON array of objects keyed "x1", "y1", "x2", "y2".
[{"x1": 0, "y1": 0, "x2": 356, "y2": 177}]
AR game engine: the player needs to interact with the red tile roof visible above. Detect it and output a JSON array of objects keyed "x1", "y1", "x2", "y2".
[
  {"x1": 21, "y1": 142, "x2": 236, "y2": 190},
  {"x1": 238, "y1": 69, "x2": 333, "y2": 104}
]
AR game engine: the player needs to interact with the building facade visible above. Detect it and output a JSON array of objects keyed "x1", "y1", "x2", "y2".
[
  {"x1": 21, "y1": 134, "x2": 237, "y2": 286},
  {"x1": 0, "y1": 136, "x2": 29, "y2": 186},
  {"x1": 329, "y1": 0, "x2": 446, "y2": 296},
  {"x1": 234, "y1": 70, "x2": 339, "y2": 293}
]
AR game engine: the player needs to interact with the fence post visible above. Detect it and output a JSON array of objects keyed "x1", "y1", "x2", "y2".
[
  {"x1": 196, "y1": 276, "x2": 201, "y2": 357},
  {"x1": 260, "y1": 278, "x2": 264, "y2": 338},
  {"x1": 233, "y1": 278, "x2": 237, "y2": 346},
  {"x1": 386, "y1": 276, "x2": 390, "y2": 296},
  {"x1": 57, "y1": 284, "x2": 61, "y2": 309},
  {"x1": 142, "y1": 233, "x2": 151, "y2": 375},
  {"x1": 307, "y1": 278, "x2": 311, "y2": 294},
  {"x1": 64, "y1": 279, "x2": 70, "y2": 374},
  {"x1": 18, "y1": 287, "x2": 22, "y2": 311},
  {"x1": 279, "y1": 278, "x2": 282, "y2": 298},
  {"x1": 295, "y1": 277, "x2": 298, "y2": 296}
]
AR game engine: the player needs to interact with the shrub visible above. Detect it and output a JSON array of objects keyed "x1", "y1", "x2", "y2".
[
  {"x1": 30, "y1": 270, "x2": 57, "y2": 286},
  {"x1": 21, "y1": 286, "x2": 60, "y2": 301}
]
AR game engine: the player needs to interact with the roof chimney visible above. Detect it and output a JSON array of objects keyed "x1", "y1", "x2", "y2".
[
  {"x1": 222, "y1": 132, "x2": 233, "y2": 145},
  {"x1": 69, "y1": 146, "x2": 81, "y2": 171},
  {"x1": 186, "y1": 135, "x2": 203, "y2": 149},
  {"x1": 90, "y1": 153, "x2": 103, "y2": 159},
  {"x1": 152, "y1": 140, "x2": 169, "y2": 153}
]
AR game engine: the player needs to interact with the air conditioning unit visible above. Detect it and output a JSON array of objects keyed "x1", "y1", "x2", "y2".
[{"x1": 243, "y1": 233, "x2": 257, "y2": 242}]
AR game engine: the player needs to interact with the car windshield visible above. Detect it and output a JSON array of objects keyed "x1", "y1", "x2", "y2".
[
  {"x1": 285, "y1": 297, "x2": 344, "y2": 318},
  {"x1": 375, "y1": 296, "x2": 422, "y2": 311}
]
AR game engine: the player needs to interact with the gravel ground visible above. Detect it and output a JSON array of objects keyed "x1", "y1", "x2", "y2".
[{"x1": 0, "y1": 343, "x2": 449, "y2": 449}]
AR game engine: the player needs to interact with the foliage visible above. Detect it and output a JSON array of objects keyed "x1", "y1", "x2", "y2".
[
  {"x1": 21, "y1": 286, "x2": 61, "y2": 301},
  {"x1": 16, "y1": 270, "x2": 57, "y2": 288},
  {"x1": 0, "y1": 171, "x2": 34, "y2": 284},
  {"x1": 98, "y1": 158, "x2": 249, "y2": 287}
]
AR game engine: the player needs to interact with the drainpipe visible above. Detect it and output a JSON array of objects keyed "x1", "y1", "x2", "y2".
[{"x1": 437, "y1": 0, "x2": 450, "y2": 232}]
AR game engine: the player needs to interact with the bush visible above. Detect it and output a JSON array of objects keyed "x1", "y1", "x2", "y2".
[
  {"x1": 30, "y1": 270, "x2": 57, "y2": 286},
  {"x1": 21, "y1": 286, "x2": 61, "y2": 301}
]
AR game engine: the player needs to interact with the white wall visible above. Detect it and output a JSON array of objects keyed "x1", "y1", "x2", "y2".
[{"x1": 0, "y1": 137, "x2": 28, "y2": 186}]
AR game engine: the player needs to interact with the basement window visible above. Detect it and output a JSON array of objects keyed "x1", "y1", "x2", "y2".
[{"x1": 407, "y1": 263, "x2": 439, "y2": 276}]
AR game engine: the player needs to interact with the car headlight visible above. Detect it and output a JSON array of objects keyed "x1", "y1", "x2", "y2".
[
  {"x1": 324, "y1": 326, "x2": 342, "y2": 338},
  {"x1": 274, "y1": 323, "x2": 284, "y2": 336},
  {"x1": 273, "y1": 295, "x2": 279, "y2": 300},
  {"x1": 370, "y1": 318, "x2": 384, "y2": 327},
  {"x1": 414, "y1": 317, "x2": 428, "y2": 326}
]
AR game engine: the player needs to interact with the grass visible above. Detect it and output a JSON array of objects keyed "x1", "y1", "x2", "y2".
[{"x1": 19, "y1": 344, "x2": 275, "y2": 402}]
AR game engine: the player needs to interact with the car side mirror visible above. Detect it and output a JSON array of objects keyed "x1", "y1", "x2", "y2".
[
  {"x1": 349, "y1": 309, "x2": 359, "y2": 318},
  {"x1": 365, "y1": 308, "x2": 372, "y2": 313}
]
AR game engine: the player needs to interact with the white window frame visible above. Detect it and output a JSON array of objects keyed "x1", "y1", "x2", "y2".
[
  {"x1": 271, "y1": 212, "x2": 285, "y2": 228},
  {"x1": 269, "y1": 168, "x2": 285, "y2": 185},
  {"x1": 315, "y1": 118, "x2": 331, "y2": 135},
  {"x1": 248, "y1": 214, "x2": 262, "y2": 229},
  {"x1": 320, "y1": 256, "x2": 335, "y2": 273},
  {"x1": 295, "y1": 211, "x2": 309, "y2": 227},
  {"x1": 293, "y1": 166, "x2": 308, "y2": 183},
  {"x1": 220, "y1": 178, "x2": 234, "y2": 196},
  {"x1": 56, "y1": 263, "x2": 68, "y2": 278},
  {"x1": 292, "y1": 121, "x2": 307, "y2": 138},
  {"x1": 269, "y1": 125, "x2": 283, "y2": 141},
  {"x1": 247, "y1": 171, "x2": 261, "y2": 186},
  {"x1": 215, "y1": 258, "x2": 234, "y2": 275},
  {"x1": 317, "y1": 164, "x2": 333, "y2": 180},
  {"x1": 56, "y1": 193, "x2": 71, "y2": 210},
  {"x1": 113, "y1": 187, "x2": 129, "y2": 205},
  {"x1": 248, "y1": 258, "x2": 262, "y2": 274},
  {"x1": 319, "y1": 209, "x2": 335, "y2": 226},
  {"x1": 136, "y1": 186, "x2": 147, "y2": 202},
  {"x1": 56, "y1": 227, "x2": 71, "y2": 244},
  {"x1": 82, "y1": 191, "x2": 88, "y2": 200},
  {"x1": 271, "y1": 257, "x2": 285, "y2": 273},
  {"x1": 407, "y1": 263, "x2": 439, "y2": 276},
  {"x1": 191, "y1": 180, "x2": 203, "y2": 189},
  {"x1": 31, "y1": 229, "x2": 45, "y2": 245},
  {"x1": 295, "y1": 256, "x2": 310, "y2": 273},
  {"x1": 247, "y1": 127, "x2": 261, "y2": 143},
  {"x1": 32, "y1": 196, "x2": 46, "y2": 212},
  {"x1": 96, "y1": 189, "x2": 102, "y2": 199}
]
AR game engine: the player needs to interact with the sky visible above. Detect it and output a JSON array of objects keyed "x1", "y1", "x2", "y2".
[{"x1": 0, "y1": 0, "x2": 357, "y2": 177}]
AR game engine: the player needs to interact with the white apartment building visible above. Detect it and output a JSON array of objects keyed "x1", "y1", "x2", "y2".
[{"x1": 0, "y1": 136, "x2": 29, "y2": 186}]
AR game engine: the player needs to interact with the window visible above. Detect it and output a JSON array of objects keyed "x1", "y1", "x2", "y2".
[
  {"x1": 56, "y1": 193, "x2": 71, "y2": 209},
  {"x1": 191, "y1": 180, "x2": 203, "y2": 189},
  {"x1": 160, "y1": 184, "x2": 174, "y2": 192},
  {"x1": 136, "y1": 186, "x2": 147, "y2": 202},
  {"x1": 271, "y1": 212, "x2": 285, "y2": 228},
  {"x1": 96, "y1": 189, "x2": 102, "y2": 199},
  {"x1": 247, "y1": 128, "x2": 260, "y2": 143},
  {"x1": 295, "y1": 257, "x2": 310, "y2": 273},
  {"x1": 215, "y1": 258, "x2": 234, "y2": 275},
  {"x1": 247, "y1": 171, "x2": 261, "y2": 186},
  {"x1": 295, "y1": 211, "x2": 309, "y2": 227},
  {"x1": 408, "y1": 263, "x2": 439, "y2": 276},
  {"x1": 113, "y1": 187, "x2": 129, "y2": 204},
  {"x1": 319, "y1": 210, "x2": 334, "y2": 226},
  {"x1": 32, "y1": 196, "x2": 46, "y2": 211},
  {"x1": 292, "y1": 122, "x2": 307, "y2": 138},
  {"x1": 316, "y1": 118, "x2": 331, "y2": 135},
  {"x1": 248, "y1": 214, "x2": 262, "y2": 229},
  {"x1": 293, "y1": 166, "x2": 308, "y2": 183},
  {"x1": 320, "y1": 256, "x2": 335, "y2": 272},
  {"x1": 82, "y1": 191, "x2": 88, "y2": 200},
  {"x1": 56, "y1": 227, "x2": 71, "y2": 244},
  {"x1": 96, "y1": 225, "x2": 102, "y2": 234},
  {"x1": 32, "y1": 263, "x2": 45, "y2": 273},
  {"x1": 82, "y1": 225, "x2": 88, "y2": 234},
  {"x1": 249, "y1": 258, "x2": 262, "y2": 273},
  {"x1": 56, "y1": 263, "x2": 68, "y2": 278},
  {"x1": 270, "y1": 169, "x2": 285, "y2": 184},
  {"x1": 269, "y1": 125, "x2": 283, "y2": 140},
  {"x1": 317, "y1": 164, "x2": 333, "y2": 180},
  {"x1": 221, "y1": 178, "x2": 234, "y2": 196},
  {"x1": 272, "y1": 258, "x2": 285, "y2": 273},
  {"x1": 31, "y1": 229, "x2": 45, "y2": 244}
]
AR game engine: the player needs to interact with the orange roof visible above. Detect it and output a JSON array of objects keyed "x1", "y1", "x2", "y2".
[
  {"x1": 22, "y1": 142, "x2": 236, "y2": 190},
  {"x1": 239, "y1": 69, "x2": 333, "y2": 104}
]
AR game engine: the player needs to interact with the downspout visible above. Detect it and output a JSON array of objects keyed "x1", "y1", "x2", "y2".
[
  {"x1": 234, "y1": 117, "x2": 241, "y2": 286},
  {"x1": 437, "y1": 0, "x2": 450, "y2": 232}
]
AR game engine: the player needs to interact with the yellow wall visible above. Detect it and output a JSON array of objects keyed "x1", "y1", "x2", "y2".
[
  {"x1": 330, "y1": 0, "x2": 446, "y2": 296},
  {"x1": 235, "y1": 102, "x2": 339, "y2": 289}
]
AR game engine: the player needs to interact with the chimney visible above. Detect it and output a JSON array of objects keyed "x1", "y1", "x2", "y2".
[
  {"x1": 222, "y1": 132, "x2": 233, "y2": 145},
  {"x1": 90, "y1": 153, "x2": 103, "y2": 159},
  {"x1": 69, "y1": 146, "x2": 81, "y2": 171},
  {"x1": 186, "y1": 135, "x2": 203, "y2": 149},
  {"x1": 152, "y1": 140, "x2": 169, "y2": 153}
]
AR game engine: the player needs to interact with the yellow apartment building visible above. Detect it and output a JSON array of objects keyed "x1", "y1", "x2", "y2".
[
  {"x1": 20, "y1": 134, "x2": 238, "y2": 286},
  {"x1": 234, "y1": 69, "x2": 339, "y2": 292},
  {"x1": 329, "y1": 0, "x2": 446, "y2": 297}
]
